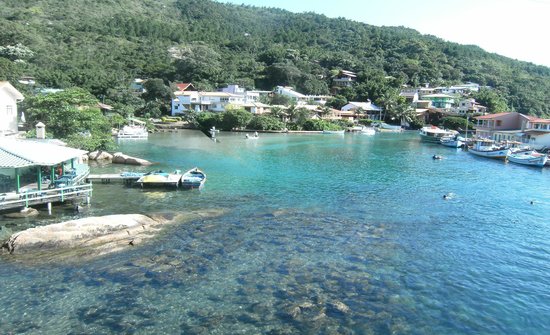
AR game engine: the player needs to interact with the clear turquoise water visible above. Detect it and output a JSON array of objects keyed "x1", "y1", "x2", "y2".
[{"x1": 1, "y1": 130, "x2": 550, "y2": 334}]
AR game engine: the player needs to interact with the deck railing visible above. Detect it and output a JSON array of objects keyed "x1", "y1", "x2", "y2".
[{"x1": 0, "y1": 183, "x2": 93, "y2": 210}]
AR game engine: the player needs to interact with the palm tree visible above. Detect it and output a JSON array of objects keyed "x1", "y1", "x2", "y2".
[
  {"x1": 392, "y1": 104, "x2": 417, "y2": 127},
  {"x1": 377, "y1": 90, "x2": 399, "y2": 122}
]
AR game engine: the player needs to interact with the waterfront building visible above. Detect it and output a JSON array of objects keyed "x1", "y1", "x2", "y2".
[
  {"x1": 519, "y1": 115, "x2": 550, "y2": 150},
  {"x1": 0, "y1": 138, "x2": 91, "y2": 212},
  {"x1": 341, "y1": 101, "x2": 383, "y2": 121},
  {"x1": 456, "y1": 98, "x2": 487, "y2": 115},
  {"x1": 422, "y1": 94, "x2": 455, "y2": 109},
  {"x1": 474, "y1": 112, "x2": 528, "y2": 140},
  {"x1": 0, "y1": 81, "x2": 24, "y2": 137}
]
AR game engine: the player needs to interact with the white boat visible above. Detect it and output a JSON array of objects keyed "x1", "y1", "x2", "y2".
[
  {"x1": 468, "y1": 139, "x2": 510, "y2": 159},
  {"x1": 419, "y1": 126, "x2": 457, "y2": 143},
  {"x1": 440, "y1": 135, "x2": 464, "y2": 148},
  {"x1": 116, "y1": 119, "x2": 148, "y2": 139},
  {"x1": 181, "y1": 167, "x2": 206, "y2": 189},
  {"x1": 245, "y1": 131, "x2": 259, "y2": 139},
  {"x1": 322, "y1": 130, "x2": 345, "y2": 134},
  {"x1": 378, "y1": 123, "x2": 403, "y2": 132},
  {"x1": 360, "y1": 127, "x2": 376, "y2": 135},
  {"x1": 507, "y1": 151, "x2": 548, "y2": 167}
]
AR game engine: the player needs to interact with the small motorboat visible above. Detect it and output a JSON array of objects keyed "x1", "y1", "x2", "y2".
[
  {"x1": 507, "y1": 151, "x2": 548, "y2": 167},
  {"x1": 181, "y1": 168, "x2": 206, "y2": 189},
  {"x1": 136, "y1": 170, "x2": 182, "y2": 188},
  {"x1": 440, "y1": 135, "x2": 464, "y2": 148}
]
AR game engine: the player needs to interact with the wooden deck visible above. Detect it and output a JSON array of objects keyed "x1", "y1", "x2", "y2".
[
  {"x1": 0, "y1": 184, "x2": 93, "y2": 212},
  {"x1": 86, "y1": 174, "x2": 142, "y2": 185}
]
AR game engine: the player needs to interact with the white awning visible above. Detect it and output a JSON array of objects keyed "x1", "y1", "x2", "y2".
[{"x1": 0, "y1": 139, "x2": 87, "y2": 168}]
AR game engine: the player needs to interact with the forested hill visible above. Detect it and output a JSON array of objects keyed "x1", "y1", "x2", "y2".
[{"x1": 1, "y1": 0, "x2": 549, "y2": 116}]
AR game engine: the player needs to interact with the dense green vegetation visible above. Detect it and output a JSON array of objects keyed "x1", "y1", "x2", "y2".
[{"x1": 2, "y1": 0, "x2": 549, "y2": 132}]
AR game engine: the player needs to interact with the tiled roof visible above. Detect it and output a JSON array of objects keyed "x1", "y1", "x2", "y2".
[
  {"x1": 475, "y1": 112, "x2": 514, "y2": 120},
  {"x1": 0, "y1": 148, "x2": 33, "y2": 168},
  {"x1": 525, "y1": 115, "x2": 550, "y2": 124}
]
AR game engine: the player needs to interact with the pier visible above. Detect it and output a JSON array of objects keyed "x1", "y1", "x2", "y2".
[{"x1": 86, "y1": 173, "x2": 142, "y2": 185}]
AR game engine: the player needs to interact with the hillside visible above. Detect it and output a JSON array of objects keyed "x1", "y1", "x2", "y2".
[{"x1": 1, "y1": 0, "x2": 549, "y2": 116}]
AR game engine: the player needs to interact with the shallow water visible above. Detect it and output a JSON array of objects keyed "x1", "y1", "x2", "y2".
[{"x1": 1, "y1": 130, "x2": 549, "y2": 334}]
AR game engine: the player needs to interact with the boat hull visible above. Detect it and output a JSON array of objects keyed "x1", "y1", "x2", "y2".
[
  {"x1": 468, "y1": 148, "x2": 510, "y2": 159},
  {"x1": 440, "y1": 139, "x2": 463, "y2": 148},
  {"x1": 181, "y1": 168, "x2": 206, "y2": 189},
  {"x1": 508, "y1": 153, "x2": 548, "y2": 167}
]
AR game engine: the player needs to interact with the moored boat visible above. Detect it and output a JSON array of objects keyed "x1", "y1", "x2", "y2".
[
  {"x1": 507, "y1": 151, "x2": 548, "y2": 167},
  {"x1": 116, "y1": 119, "x2": 148, "y2": 139},
  {"x1": 136, "y1": 170, "x2": 182, "y2": 188},
  {"x1": 360, "y1": 127, "x2": 376, "y2": 135},
  {"x1": 419, "y1": 126, "x2": 457, "y2": 143},
  {"x1": 378, "y1": 123, "x2": 403, "y2": 132},
  {"x1": 440, "y1": 135, "x2": 464, "y2": 148},
  {"x1": 181, "y1": 168, "x2": 206, "y2": 189},
  {"x1": 468, "y1": 139, "x2": 510, "y2": 159}
]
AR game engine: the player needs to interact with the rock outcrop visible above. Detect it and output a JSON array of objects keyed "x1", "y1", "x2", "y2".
[
  {"x1": 112, "y1": 152, "x2": 152, "y2": 166},
  {"x1": 1, "y1": 209, "x2": 226, "y2": 262},
  {"x1": 88, "y1": 150, "x2": 113, "y2": 161}
]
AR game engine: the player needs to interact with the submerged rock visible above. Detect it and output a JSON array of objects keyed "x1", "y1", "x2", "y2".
[{"x1": 4, "y1": 207, "x2": 39, "y2": 218}]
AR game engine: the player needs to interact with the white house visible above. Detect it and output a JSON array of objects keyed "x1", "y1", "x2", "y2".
[
  {"x1": 456, "y1": 98, "x2": 487, "y2": 115},
  {"x1": 341, "y1": 101, "x2": 383, "y2": 120},
  {"x1": 274, "y1": 86, "x2": 307, "y2": 102},
  {"x1": 0, "y1": 81, "x2": 25, "y2": 137},
  {"x1": 220, "y1": 84, "x2": 260, "y2": 103},
  {"x1": 332, "y1": 70, "x2": 356, "y2": 87},
  {"x1": 520, "y1": 115, "x2": 550, "y2": 150}
]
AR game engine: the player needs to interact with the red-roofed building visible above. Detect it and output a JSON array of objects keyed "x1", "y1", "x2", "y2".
[
  {"x1": 475, "y1": 112, "x2": 550, "y2": 148},
  {"x1": 174, "y1": 83, "x2": 196, "y2": 92}
]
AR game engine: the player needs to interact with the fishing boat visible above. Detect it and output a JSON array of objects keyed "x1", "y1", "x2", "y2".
[
  {"x1": 440, "y1": 135, "x2": 464, "y2": 148},
  {"x1": 419, "y1": 126, "x2": 457, "y2": 143},
  {"x1": 468, "y1": 139, "x2": 510, "y2": 159},
  {"x1": 507, "y1": 151, "x2": 548, "y2": 167},
  {"x1": 116, "y1": 118, "x2": 148, "y2": 139},
  {"x1": 181, "y1": 168, "x2": 206, "y2": 189},
  {"x1": 136, "y1": 170, "x2": 182, "y2": 188}
]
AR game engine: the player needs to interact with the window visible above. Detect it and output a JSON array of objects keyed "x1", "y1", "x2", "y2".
[
  {"x1": 496, "y1": 120, "x2": 502, "y2": 127},
  {"x1": 6, "y1": 105, "x2": 13, "y2": 116}
]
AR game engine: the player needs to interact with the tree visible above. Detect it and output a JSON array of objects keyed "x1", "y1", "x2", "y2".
[
  {"x1": 23, "y1": 88, "x2": 113, "y2": 150},
  {"x1": 326, "y1": 95, "x2": 347, "y2": 110},
  {"x1": 220, "y1": 109, "x2": 253, "y2": 130},
  {"x1": 247, "y1": 115, "x2": 286, "y2": 130}
]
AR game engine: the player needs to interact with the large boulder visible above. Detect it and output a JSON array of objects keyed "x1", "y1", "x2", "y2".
[
  {"x1": 88, "y1": 150, "x2": 113, "y2": 161},
  {"x1": 1, "y1": 209, "x2": 227, "y2": 262},
  {"x1": 112, "y1": 152, "x2": 152, "y2": 166}
]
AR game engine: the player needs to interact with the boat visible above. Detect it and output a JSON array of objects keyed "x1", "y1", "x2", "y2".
[
  {"x1": 360, "y1": 127, "x2": 376, "y2": 135},
  {"x1": 440, "y1": 135, "x2": 464, "y2": 148},
  {"x1": 136, "y1": 170, "x2": 182, "y2": 188},
  {"x1": 419, "y1": 126, "x2": 457, "y2": 143},
  {"x1": 116, "y1": 119, "x2": 148, "y2": 139},
  {"x1": 378, "y1": 123, "x2": 403, "y2": 132},
  {"x1": 322, "y1": 130, "x2": 345, "y2": 134},
  {"x1": 468, "y1": 139, "x2": 510, "y2": 159},
  {"x1": 181, "y1": 168, "x2": 206, "y2": 189},
  {"x1": 507, "y1": 151, "x2": 548, "y2": 167}
]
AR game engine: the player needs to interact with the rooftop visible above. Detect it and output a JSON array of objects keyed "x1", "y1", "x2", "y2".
[{"x1": 0, "y1": 139, "x2": 87, "y2": 168}]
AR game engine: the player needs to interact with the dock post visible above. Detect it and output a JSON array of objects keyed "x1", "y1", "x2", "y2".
[
  {"x1": 85, "y1": 194, "x2": 90, "y2": 204},
  {"x1": 47, "y1": 202, "x2": 52, "y2": 215}
]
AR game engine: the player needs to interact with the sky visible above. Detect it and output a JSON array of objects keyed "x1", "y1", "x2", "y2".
[{"x1": 217, "y1": 0, "x2": 550, "y2": 67}]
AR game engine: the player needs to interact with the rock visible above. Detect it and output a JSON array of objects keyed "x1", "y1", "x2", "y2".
[
  {"x1": 112, "y1": 152, "x2": 152, "y2": 166},
  {"x1": 4, "y1": 207, "x2": 39, "y2": 218},
  {"x1": 328, "y1": 301, "x2": 350, "y2": 314},
  {"x1": 88, "y1": 150, "x2": 113, "y2": 161},
  {"x1": 1, "y1": 209, "x2": 228, "y2": 262}
]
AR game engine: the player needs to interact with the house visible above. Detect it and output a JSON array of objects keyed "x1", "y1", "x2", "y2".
[
  {"x1": 341, "y1": 101, "x2": 383, "y2": 121},
  {"x1": 174, "y1": 82, "x2": 196, "y2": 92},
  {"x1": 171, "y1": 91, "x2": 247, "y2": 114},
  {"x1": 399, "y1": 90, "x2": 419, "y2": 104},
  {"x1": 422, "y1": 94, "x2": 454, "y2": 109},
  {"x1": 456, "y1": 98, "x2": 487, "y2": 115},
  {"x1": 130, "y1": 78, "x2": 146, "y2": 94},
  {"x1": 332, "y1": 70, "x2": 356, "y2": 88},
  {"x1": 0, "y1": 81, "x2": 25, "y2": 137},
  {"x1": 274, "y1": 86, "x2": 307, "y2": 102},
  {"x1": 474, "y1": 112, "x2": 529, "y2": 140},
  {"x1": 220, "y1": 84, "x2": 260, "y2": 103},
  {"x1": 519, "y1": 115, "x2": 550, "y2": 150}
]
